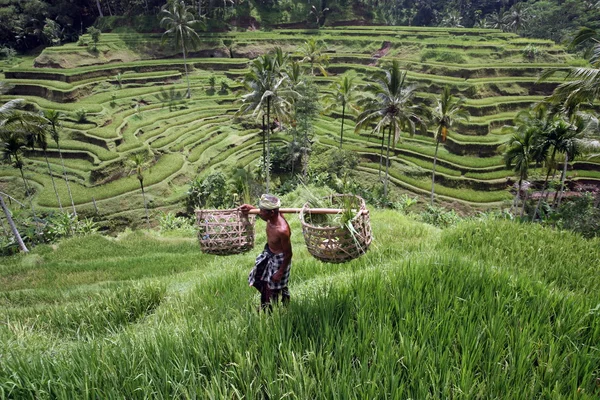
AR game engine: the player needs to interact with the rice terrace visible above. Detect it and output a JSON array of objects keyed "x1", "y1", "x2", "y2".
[{"x1": 1, "y1": 0, "x2": 600, "y2": 398}]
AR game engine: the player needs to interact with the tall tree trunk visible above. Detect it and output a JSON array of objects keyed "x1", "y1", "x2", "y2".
[
  {"x1": 0, "y1": 193, "x2": 28, "y2": 253},
  {"x1": 511, "y1": 178, "x2": 522, "y2": 215},
  {"x1": 430, "y1": 139, "x2": 440, "y2": 205},
  {"x1": 266, "y1": 97, "x2": 271, "y2": 193},
  {"x1": 182, "y1": 42, "x2": 191, "y2": 99},
  {"x1": 521, "y1": 189, "x2": 528, "y2": 218},
  {"x1": 339, "y1": 102, "x2": 345, "y2": 149},
  {"x1": 44, "y1": 151, "x2": 63, "y2": 212},
  {"x1": 96, "y1": 0, "x2": 104, "y2": 17},
  {"x1": 378, "y1": 127, "x2": 385, "y2": 179},
  {"x1": 555, "y1": 154, "x2": 569, "y2": 208},
  {"x1": 140, "y1": 179, "x2": 150, "y2": 228},
  {"x1": 57, "y1": 141, "x2": 76, "y2": 216},
  {"x1": 533, "y1": 149, "x2": 556, "y2": 220},
  {"x1": 384, "y1": 125, "x2": 392, "y2": 199}
]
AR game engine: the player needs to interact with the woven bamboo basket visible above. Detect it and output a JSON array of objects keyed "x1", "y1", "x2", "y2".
[
  {"x1": 195, "y1": 209, "x2": 255, "y2": 255},
  {"x1": 300, "y1": 194, "x2": 372, "y2": 263}
]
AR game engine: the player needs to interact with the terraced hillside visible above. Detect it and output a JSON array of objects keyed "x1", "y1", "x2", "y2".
[{"x1": 1, "y1": 26, "x2": 596, "y2": 224}]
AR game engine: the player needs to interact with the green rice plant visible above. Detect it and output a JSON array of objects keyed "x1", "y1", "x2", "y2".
[{"x1": 2, "y1": 283, "x2": 165, "y2": 340}]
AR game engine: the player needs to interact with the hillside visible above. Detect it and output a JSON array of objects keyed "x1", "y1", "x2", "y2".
[
  {"x1": 1, "y1": 211, "x2": 599, "y2": 397},
  {"x1": 2, "y1": 26, "x2": 597, "y2": 229}
]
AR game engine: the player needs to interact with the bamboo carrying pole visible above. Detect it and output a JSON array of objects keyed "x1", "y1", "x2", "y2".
[{"x1": 246, "y1": 208, "x2": 369, "y2": 215}]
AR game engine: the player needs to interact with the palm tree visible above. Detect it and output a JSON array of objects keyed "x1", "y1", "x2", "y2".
[
  {"x1": 356, "y1": 61, "x2": 428, "y2": 198},
  {"x1": 238, "y1": 51, "x2": 294, "y2": 192},
  {"x1": 0, "y1": 129, "x2": 30, "y2": 194},
  {"x1": 540, "y1": 29, "x2": 600, "y2": 109},
  {"x1": 504, "y1": 127, "x2": 536, "y2": 217},
  {"x1": 1, "y1": 99, "x2": 44, "y2": 225},
  {"x1": 0, "y1": 192, "x2": 28, "y2": 253},
  {"x1": 430, "y1": 86, "x2": 469, "y2": 205},
  {"x1": 532, "y1": 116, "x2": 578, "y2": 220},
  {"x1": 25, "y1": 113, "x2": 63, "y2": 212},
  {"x1": 323, "y1": 73, "x2": 359, "y2": 149},
  {"x1": 554, "y1": 111, "x2": 600, "y2": 207},
  {"x1": 160, "y1": 0, "x2": 205, "y2": 99},
  {"x1": 502, "y1": 2, "x2": 531, "y2": 33},
  {"x1": 298, "y1": 38, "x2": 329, "y2": 77},
  {"x1": 44, "y1": 110, "x2": 76, "y2": 216},
  {"x1": 130, "y1": 153, "x2": 150, "y2": 228},
  {"x1": 284, "y1": 60, "x2": 306, "y2": 177}
]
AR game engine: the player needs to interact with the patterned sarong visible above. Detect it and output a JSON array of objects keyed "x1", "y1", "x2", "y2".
[{"x1": 248, "y1": 244, "x2": 291, "y2": 290}]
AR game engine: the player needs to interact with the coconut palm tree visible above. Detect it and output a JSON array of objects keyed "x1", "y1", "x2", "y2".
[
  {"x1": 25, "y1": 113, "x2": 64, "y2": 212},
  {"x1": 502, "y1": 2, "x2": 531, "y2": 34},
  {"x1": 0, "y1": 129, "x2": 30, "y2": 194},
  {"x1": 1, "y1": 99, "x2": 44, "y2": 224},
  {"x1": 130, "y1": 153, "x2": 150, "y2": 228},
  {"x1": 238, "y1": 51, "x2": 295, "y2": 192},
  {"x1": 532, "y1": 116, "x2": 578, "y2": 220},
  {"x1": 160, "y1": 0, "x2": 205, "y2": 99},
  {"x1": 504, "y1": 127, "x2": 536, "y2": 217},
  {"x1": 323, "y1": 73, "x2": 359, "y2": 149},
  {"x1": 430, "y1": 86, "x2": 469, "y2": 205},
  {"x1": 540, "y1": 29, "x2": 600, "y2": 110},
  {"x1": 0, "y1": 192, "x2": 28, "y2": 253},
  {"x1": 298, "y1": 38, "x2": 329, "y2": 77},
  {"x1": 356, "y1": 61, "x2": 428, "y2": 198},
  {"x1": 44, "y1": 110, "x2": 76, "y2": 216},
  {"x1": 554, "y1": 110, "x2": 600, "y2": 207}
]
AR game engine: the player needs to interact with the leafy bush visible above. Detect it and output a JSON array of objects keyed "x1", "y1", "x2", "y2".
[
  {"x1": 1, "y1": 212, "x2": 99, "y2": 256},
  {"x1": 554, "y1": 193, "x2": 600, "y2": 238},
  {"x1": 158, "y1": 212, "x2": 195, "y2": 232},
  {"x1": 393, "y1": 194, "x2": 419, "y2": 214},
  {"x1": 185, "y1": 172, "x2": 231, "y2": 213},
  {"x1": 419, "y1": 205, "x2": 462, "y2": 228},
  {"x1": 0, "y1": 46, "x2": 16, "y2": 60},
  {"x1": 522, "y1": 44, "x2": 539, "y2": 61},
  {"x1": 74, "y1": 108, "x2": 88, "y2": 123}
]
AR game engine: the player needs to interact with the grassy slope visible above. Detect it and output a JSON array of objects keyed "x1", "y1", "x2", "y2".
[{"x1": 1, "y1": 211, "x2": 599, "y2": 398}]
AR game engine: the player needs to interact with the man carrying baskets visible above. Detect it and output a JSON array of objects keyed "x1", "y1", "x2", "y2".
[{"x1": 240, "y1": 194, "x2": 292, "y2": 311}]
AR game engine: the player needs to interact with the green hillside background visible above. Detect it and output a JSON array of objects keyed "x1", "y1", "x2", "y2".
[{"x1": 2, "y1": 25, "x2": 597, "y2": 231}]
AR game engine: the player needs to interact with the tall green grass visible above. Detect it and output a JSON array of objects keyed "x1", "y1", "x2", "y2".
[{"x1": 1, "y1": 212, "x2": 599, "y2": 398}]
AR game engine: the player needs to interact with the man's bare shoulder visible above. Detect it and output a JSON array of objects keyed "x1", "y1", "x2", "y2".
[{"x1": 276, "y1": 219, "x2": 291, "y2": 237}]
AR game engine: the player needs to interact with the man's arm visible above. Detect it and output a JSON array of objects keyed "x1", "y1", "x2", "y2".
[{"x1": 272, "y1": 229, "x2": 292, "y2": 282}]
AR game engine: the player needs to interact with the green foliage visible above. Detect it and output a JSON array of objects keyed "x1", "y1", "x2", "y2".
[
  {"x1": 185, "y1": 171, "x2": 230, "y2": 213},
  {"x1": 553, "y1": 193, "x2": 600, "y2": 238},
  {"x1": 393, "y1": 194, "x2": 419, "y2": 213},
  {"x1": 0, "y1": 211, "x2": 99, "y2": 256},
  {"x1": 0, "y1": 46, "x2": 16, "y2": 61},
  {"x1": 522, "y1": 44, "x2": 539, "y2": 61},
  {"x1": 158, "y1": 211, "x2": 194, "y2": 232},
  {"x1": 74, "y1": 108, "x2": 88, "y2": 123},
  {"x1": 3, "y1": 282, "x2": 165, "y2": 340},
  {"x1": 419, "y1": 205, "x2": 461, "y2": 228},
  {"x1": 87, "y1": 26, "x2": 101, "y2": 50}
]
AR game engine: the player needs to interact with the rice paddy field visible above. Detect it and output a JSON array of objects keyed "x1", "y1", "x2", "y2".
[
  {"x1": 2, "y1": 26, "x2": 599, "y2": 225},
  {"x1": 1, "y1": 211, "x2": 599, "y2": 398}
]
